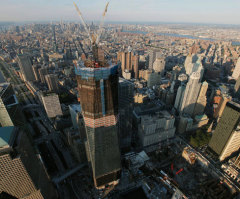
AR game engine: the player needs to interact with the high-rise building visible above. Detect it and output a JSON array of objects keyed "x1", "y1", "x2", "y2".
[
  {"x1": 0, "y1": 83, "x2": 24, "y2": 127},
  {"x1": 41, "y1": 93, "x2": 62, "y2": 118},
  {"x1": 179, "y1": 72, "x2": 202, "y2": 116},
  {"x1": 209, "y1": 101, "x2": 240, "y2": 161},
  {"x1": 17, "y1": 54, "x2": 35, "y2": 82},
  {"x1": 184, "y1": 54, "x2": 204, "y2": 78},
  {"x1": 194, "y1": 81, "x2": 208, "y2": 116},
  {"x1": 75, "y1": 60, "x2": 121, "y2": 188},
  {"x1": 45, "y1": 74, "x2": 59, "y2": 93},
  {"x1": 32, "y1": 65, "x2": 41, "y2": 81},
  {"x1": 118, "y1": 78, "x2": 134, "y2": 149},
  {"x1": 147, "y1": 72, "x2": 161, "y2": 88},
  {"x1": 119, "y1": 51, "x2": 139, "y2": 78},
  {"x1": 133, "y1": 54, "x2": 139, "y2": 79},
  {"x1": 0, "y1": 126, "x2": 57, "y2": 199},
  {"x1": 232, "y1": 58, "x2": 240, "y2": 80},
  {"x1": 38, "y1": 67, "x2": 48, "y2": 84},
  {"x1": 174, "y1": 84, "x2": 186, "y2": 110},
  {"x1": 153, "y1": 58, "x2": 165, "y2": 74},
  {"x1": 148, "y1": 49, "x2": 161, "y2": 70}
]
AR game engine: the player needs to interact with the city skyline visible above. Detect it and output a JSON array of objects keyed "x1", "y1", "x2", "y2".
[{"x1": 0, "y1": 0, "x2": 240, "y2": 25}]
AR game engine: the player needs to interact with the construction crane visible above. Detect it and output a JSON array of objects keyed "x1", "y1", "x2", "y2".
[
  {"x1": 73, "y1": 1, "x2": 109, "y2": 46},
  {"x1": 73, "y1": 1, "x2": 92, "y2": 44},
  {"x1": 96, "y1": 2, "x2": 109, "y2": 45}
]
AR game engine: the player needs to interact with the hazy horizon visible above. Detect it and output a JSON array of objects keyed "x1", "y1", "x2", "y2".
[{"x1": 0, "y1": 0, "x2": 240, "y2": 25}]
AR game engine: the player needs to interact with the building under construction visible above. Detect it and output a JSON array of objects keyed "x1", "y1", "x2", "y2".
[{"x1": 75, "y1": 59, "x2": 121, "y2": 188}]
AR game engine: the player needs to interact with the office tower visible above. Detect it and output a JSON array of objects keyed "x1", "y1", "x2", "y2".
[
  {"x1": 38, "y1": 67, "x2": 48, "y2": 84},
  {"x1": 0, "y1": 126, "x2": 57, "y2": 199},
  {"x1": 174, "y1": 84, "x2": 186, "y2": 110},
  {"x1": 126, "y1": 51, "x2": 132, "y2": 71},
  {"x1": 52, "y1": 24, "x2": 57, "y2": 52},
  {"x1": 179, "y1": 72, "x2": 202, "y2": 116},
  {"x1": 194, "y1": 81, "x2": 208, "y2": 116},
  {"x1": 147, "y1": 72, "x2": 161, "y2": 88},
  {"x1": 75, "y1": 60, "x2": 121, "y2": 188},
  {"x1": 133, "y1": 54, "x2": 139, "y2": 79},
  {"x1": 32, "y1": 65, "x2": 40, "y2": 81},
  {"x1": 148, "y1": 49, "x2": 161, "y2": 69},
  {"x1": 17, "y1": 54, "x2": 35, "y2": 81},
  {"x1": 184, "y1": 54, "x2": 204, "y2": 79},
  {"x1": 41, "y1": 93, "x2": 62, "y2": 118},
  {"x1": 0, "y1": 83, "x2": 24, "y2": 127},
  {"x1": 213, "y1": 94, "x2": 232, "y2": 120},
  {"x1": 153, "y1": 58, "x2": 165, "y2": 74},
  {"x1": 232, "y1": 58, "x2": 240, "y2": 80},
  {"x1": 209, "y1": 101, "x2": 240, "y2": 161},
  {"x1": 118, "y1": 78, "x2": 134, "y2": 149},
  {"x1": 184, "y1": 54, "x2": 194, "y2": 75},
  {"x1": 120, "y1": 52, "x2": 127, "y2": 72},
  {"x1": 45, "y1": 74, "x2": 59, "y2": 93}
]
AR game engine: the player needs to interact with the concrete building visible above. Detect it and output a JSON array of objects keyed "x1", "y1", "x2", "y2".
[
  {"x1": 148, "y1": 49, "x2": 161, "y2": 70},
  {"x1": 179, "y1": 72, "x2": 202, "y2": 116},
  {"x1": 0, "y1": 126, "x2": 57, "y2": 199},
  {"x1": 174, "y1": 84, "x2": 185, "y2": 110},
  {"x1": 75, "y1": 60, "x2": 121, "y2": 188},
  {"x1": 209, "y1": 101, "x2": 240, "y2": 161},
  {"x1": 0, "y1": 83, "x2": 24, "y2": 127},
  {"x1": 41, "y1": 93, "x2": 62, "y2": 118},
  {"x1": 153, "y1": 58, "x2": 165, "y2": 74},
  {"x1": 38, "y1": 67, "x2": 48, "y2": 84},
  {"x1": 232, "y1": 57, "x2": 240, "y2": 80},
  {"x1": 17, "y1": 54, "x2": 35, "y2": 81},
  {"x1": 137, "y1": 111, "x2": 176, "y2": 150},
  {"x1": 45, "y1": 74, "x2": 59, "y2": 93},
  {"x1": 147, "y1": 72, "x2": 161, "y2": 88},
  {"x1": 32, "y1": 65, "x2": 40, "y2": 81},
  {"x1": 194, "y1": 81, "x2": 208, "y2": 116}
]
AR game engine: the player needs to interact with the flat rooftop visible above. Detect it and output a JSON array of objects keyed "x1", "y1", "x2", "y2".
[{"x1": 0, "y1": 126, "x2": 15, "y2": 149}]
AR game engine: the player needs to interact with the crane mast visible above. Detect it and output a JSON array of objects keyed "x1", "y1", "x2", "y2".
[
  {"x1": 73, "y1": 2, "x2": 92, "y2": 43},
  {"x1": 73, "y1": 1, "x2": 110, "y2": 62}
]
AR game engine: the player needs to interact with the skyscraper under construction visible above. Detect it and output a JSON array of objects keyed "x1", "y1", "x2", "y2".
[
  {"x1": 73, "y1": 1, "x2": 121, "y2": 188},
  {"x1": 75, "y1": 58, "x2": 121, "y2": 188}
]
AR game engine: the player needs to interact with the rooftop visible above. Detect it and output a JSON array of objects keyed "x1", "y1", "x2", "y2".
[{"x1": 0, "y1": 126, "x2": 15, "y2": 149}]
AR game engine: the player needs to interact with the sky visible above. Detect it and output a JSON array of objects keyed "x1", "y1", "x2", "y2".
[{"x1": 0, "y1": 0, "x2": 240, "y2": 24}]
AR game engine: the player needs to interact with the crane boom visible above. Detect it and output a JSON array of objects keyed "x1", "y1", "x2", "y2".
[
  {"x1": 73, "y1": 2, "x2": 92, "y2": 43},
  {"x1": 96, "y1": 2, "x2": 109, "y2": 45}
]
